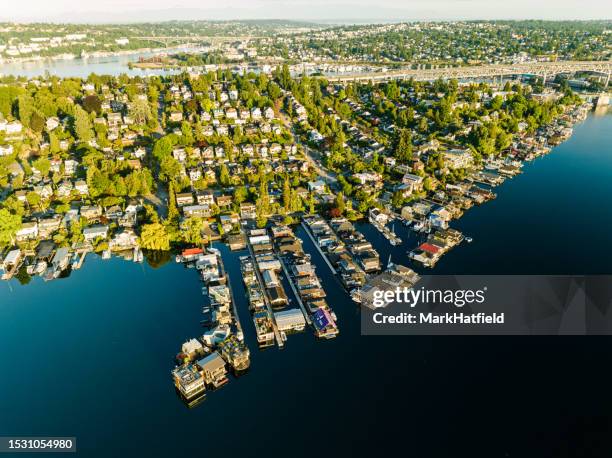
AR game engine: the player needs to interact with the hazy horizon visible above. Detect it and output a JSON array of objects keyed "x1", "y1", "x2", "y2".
[{"x1": 2, "y1": 0, "x2": 611, "y2": 24}]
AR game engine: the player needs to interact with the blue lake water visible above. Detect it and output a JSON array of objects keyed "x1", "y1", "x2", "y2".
[
  {"x1": 0, "y1": 50, "x2": 188, "y2": 79},
  {"x1": 0, "y1": 110, "x2": 611, "y2": 457}
]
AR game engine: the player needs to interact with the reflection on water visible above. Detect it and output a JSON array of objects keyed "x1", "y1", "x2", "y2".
[{"x1": 0, "y1": 49, "x2": 187, "y2": 79}]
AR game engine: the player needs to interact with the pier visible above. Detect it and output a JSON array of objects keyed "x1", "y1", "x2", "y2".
[
  {"x1": 300, "y1": 221, "x2": 337, "y2": 274},
  {"x1": 277, "y1": 252, "x2": 313, "y2": 327},
  {"x1": 369, "y1": 219, "x2": 402, "y2": 246},
  {"x1": 246, "y1": 240, "x2": 285, "y2": 349},
  {"x1": 217, "y1": 252, "x2": 245, "y2": 340}
]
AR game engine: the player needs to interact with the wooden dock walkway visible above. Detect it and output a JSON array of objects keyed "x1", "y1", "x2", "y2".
[
  {"x1": 278, "y1": 254, "x2": 312, "y2": 326},
  {"x1": 246, "y1": 242, "x2": 285, "y2": 349},
  {"x1": 300, "y1": 222, "x2": 337, "y2": 274},
  {"x1": 217, "y1": 252, "x2": 245, "y2": 339}
]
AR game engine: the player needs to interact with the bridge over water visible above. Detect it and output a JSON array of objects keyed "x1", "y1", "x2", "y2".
[
  {"x1": 324, "y1": 61, "x2": 612, "y2": 85},
  {"x1": 132, "y1": 35, "x2": 254, "y2": 47}
]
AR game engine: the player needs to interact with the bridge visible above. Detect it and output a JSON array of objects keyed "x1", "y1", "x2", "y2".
[
  {"x1": 324, "y1": 60, "x2": 612, "y2": 85},
  {"x1": 132, "y1": 35, "x2": 254, "y2": 47}
]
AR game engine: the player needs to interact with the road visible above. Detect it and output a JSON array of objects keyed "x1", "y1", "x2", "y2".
[{"x1": 280, "y1": 111, "x2": 340, "y2": 192}]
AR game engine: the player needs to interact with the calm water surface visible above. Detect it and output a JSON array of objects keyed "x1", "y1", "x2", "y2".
[
  {"x1": 0, "y1": 49, "x2": 190, "y2": 79},
  {"x1": 1, "y1": 111, "x2": 611, "y2": 457}
]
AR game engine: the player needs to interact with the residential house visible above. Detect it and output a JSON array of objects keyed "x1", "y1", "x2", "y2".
[
  {"x1": 16, "y1": 221, "x2": 39, "y2": 241},
  {"x1": 183, "y1": 205, "x2": 212, "y2": 218},
  {"x1": 240, "y1": 203, "x2": 257, "y2": 219},
  {"x1": 176, "y1": 192, "x2": 195, "y2": 207},
  {"x1": 83, "y1": 225, "x2": 109, "y2": 242},
  {"x1": 74, "y1": 180, "x2": 89, "y2": 196}
]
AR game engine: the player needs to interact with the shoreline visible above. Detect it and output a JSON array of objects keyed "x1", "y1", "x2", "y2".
[{"x1": 0, "y1": 44, "x2": 203, "y2": 66}]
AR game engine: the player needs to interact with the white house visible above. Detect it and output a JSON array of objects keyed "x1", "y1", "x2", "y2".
[
  {"x1": 0, "y1": 144, "x2": 14, "y2": 156},
  {"x1": 16, "y1": 222, "x2": 39, "y2": 241},
  {"x1": 83, "y1": 225, "x2": 109, "y2": 242}
]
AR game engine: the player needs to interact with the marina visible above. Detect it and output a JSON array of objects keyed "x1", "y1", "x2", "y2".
[
  {"x1": 272, "y1": 225, "x2": 339, "y2": 339},
  {"x1": 172, "y1": 247, "x2": 250, "y2": 405}
]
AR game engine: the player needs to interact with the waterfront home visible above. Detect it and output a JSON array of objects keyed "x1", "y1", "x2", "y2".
[
  {"x1": 83, "y1": 225, "x2": 109, "y2": 242},
  {"x1": 39, "y1": 216, "x2": 62, "y2": 237},
  {"x1": 427, "y1": 213, "x2": 449, "y2": 230},
  {"x1": 218, "y1": 335, "x2": 250, "y2": 372},
  {"x1": 1, "y1": 249, "x2": 22, "y2": 273},
  {"x1": 196, "y1": 352, "x2": 228, "y2": 389},
  {"x1": 51, "y1": 247, "x2": 71, "y2": 272},
  {"x1": 16, "y1": 221, "x2": 39, "y2": 241},
  {"x1": 109, "y1": 229, "x2": 138, "y2": 251},
  {"x1": 274, "y1": 309, "x2": 306, "y2": 332},
  {"x1": 181, "y1": 338, "x2": 204, "y2": 360},
  {"x1": 172, "y1": 364, "x2": 205, "y2": 402},
  {"x1": 359, "y1": 264, "x2": 420, "y2": 309},
  {"x1": 202, "y1": 326, "x2": 231, "y2": 347},
  {"x1": 443, "y1": 149, "x2": 474, "y2": 169}
]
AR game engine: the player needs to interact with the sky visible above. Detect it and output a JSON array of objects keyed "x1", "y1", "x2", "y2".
[{"x1": 2, "y1": 0, "x2": 611, "y2": 23}]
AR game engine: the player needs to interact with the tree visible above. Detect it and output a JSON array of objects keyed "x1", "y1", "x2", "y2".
[
  {"x1": 233, "y1": 185, "x2": 248, "y2": 205},
  {"x1": 167, "y1": 181, "x2": 179, "y2": 221},
  {"x1": 74, "y1": 105, "x2": 93, "y2": 142},
  {"x1": 49, "y1": 132, "x2": 60, "y2": 154},
  {"x1": 130, "y1": 98, "x2": 151, "y2": 125},
  {"x1": 32, "y1": 157, "x2": 51, "y2": 177},
  {"x1": 282, "y1": 175, "x2": 291, "y2": 212},
  {"x1": 26, "y1": 192, "x2": 41, "y2": 208},
  {"x1": 181, "y1": 217, "x2": 205, "y2": 245},
  {"x1": 82, "y1": 95, "x2": 102, "y2": 114},
  {"x1": 139, "y1": 223, "x2": 170, "y2": 251},
  {"x1": 335, "y1": 192, "x2": 346, "y2": 215},
  {"x1": 257, "y1": 169, "x2": 270, "y2": 217},
  {"x1": 219, "y1": 164, "x2": 231, "y2": 187},
  {"x1": 308, "y1": 192, "x2": 315, "y2": 214},
  {"x1": 0, "y1": 209, "x2": 21, "y2": 247},
  {"x1": 30, "y1": 111, "x2": 45, "y2": 133},
  {"x1": 394, "y1": 129, "x2": 413, "y2": 163}
]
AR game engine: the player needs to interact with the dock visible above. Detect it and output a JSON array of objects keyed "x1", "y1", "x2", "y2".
[
  {"x1": 277, "y1": 253, "x2": 312, "y2": 326},
  {"x1": 246, "y1": 240, "x2": 285, "y2": 348},
  {"x1": 217, "y1": 252, "x2": 245, "y2": 340},
  {"x1": 369, "y1": 219, "x2": 402, "y2": 246},
  {"x1": 300, "y1": 221, "x2": 337, "y2": 274}
]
